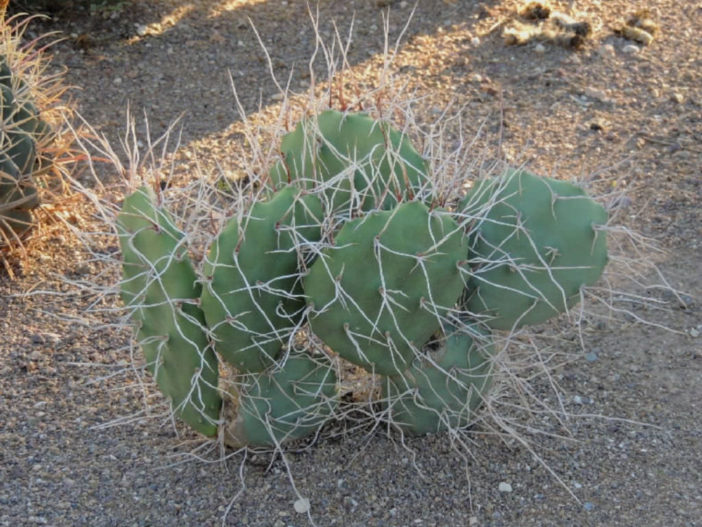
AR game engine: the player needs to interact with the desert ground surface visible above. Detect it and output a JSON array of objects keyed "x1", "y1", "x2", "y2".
[{"x1": 1, "y1": 1, "x2": 700, "y2": 526}]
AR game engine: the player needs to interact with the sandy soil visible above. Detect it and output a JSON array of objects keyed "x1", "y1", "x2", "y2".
[{"x1": 1, "y1": 1, "x2": 700, "y2": 526}]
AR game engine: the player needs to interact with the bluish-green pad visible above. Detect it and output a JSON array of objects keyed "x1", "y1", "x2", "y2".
[
  {"x1": 268, "y1": 110, "x2": 429, "y2": 213},
  {"x1": 118, "y1": 186, "x2": 221, "y2": 437},
  {"x1": 459, "y1": 169, "x2": 608, "y2": 330},
  {"x1": 225, "y1": 351, "x2": 338, "y2": 448},
  {"x1": 304, "y1": 201, "x2": 468, "y2": 376},
  {"x1": 200, "y1": 186, "x2": 323, "y2": 373},
  {"x1": 383, "y1": 323, "x2": 494, "y2": 435}
]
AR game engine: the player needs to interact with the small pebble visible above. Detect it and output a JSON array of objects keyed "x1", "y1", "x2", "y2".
[
  {"x1": 599, "y1": 44, "x2": 615, "y2": 57},
  {"x1": 294, "y1": 497, "x2": 310, "y2": 513},
  {"x1": 690, "y1": 328, "x2": 699, "y2": 338},
  {"x1": 671, "y1": 92, "x2": 684, "y2": 104},
  {"x1": 622, "y1": 44, "x2": 640, "y2": 54},
  {"x1": 534, "y1": 43, "x2": 546, "y2": 54},
  {"x1": 498, "y1": 482, "x2": 513, "y2": 493},
  {"x1": 585, "y1": 352, "x2": 599, "y2": 362},
  {"x1": 679, "y1": 294, "x2": 694, "y2": 309},
  {"x1": 471, "y1": 36, "x2": 480, "y2": 46},
  {"x1": 584, "y1": 87, "x2": 609, "y2": 103},
  {"x1": 135, "y1": 24, "x2": 148, "y2": 37},
  {"x1": 584, "y1": 502, "x2": 595, "y2": 511}
]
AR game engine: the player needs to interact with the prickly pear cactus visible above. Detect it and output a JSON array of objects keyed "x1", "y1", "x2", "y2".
[
  {"x1": 117, "y1": 186, "x2": 221, "y2": 436},
  {"x1": 223, "y1": 350, "x2": 338, "y2": 448},
  {"x1": 459, "y1": 169, "x2": 608, "y2": 330},
  {"x1": 0, "y1": 57, "x2": 49, "y2": 243},
  {"x1": 304, "y1": 201, "x2": 468, "y2": 376},
  {"x1": 200, "y1": 186, "x2": 323, "y2": 373},
  {"x1": 383, "y1": 322, "x2": 494, "y2": 435},
  {"x1": 112, "y1": 110, "x2": 611, "y2": 451},
  {"x1": 268, "y1": 110, "x2": 429, "y2": 213}
]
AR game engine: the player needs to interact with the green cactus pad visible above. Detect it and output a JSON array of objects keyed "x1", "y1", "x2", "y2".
[
  {"x1": 223, "y1": 350, "x2": 338, "y2": 448},
  {"x1": 200, "y1": 186, "x2": 323, "y2": 373},
  {"x1": 383, "y1": 323, "x2": 495, "y2": 435},
  {"x1": 304, "y1": 201, "x2": 468, "y2": 376},
  {"x1": 459, "y1": 169, "x2": 608, "y2": 330},
  {"x1": 118, "y1": 186, "x2": 221, "y2": 437},
  {"x1": 268, "y1": 110, "x2": 429, "y2": 213}
]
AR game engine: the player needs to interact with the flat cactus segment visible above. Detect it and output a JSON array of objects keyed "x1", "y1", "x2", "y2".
[
  {"x1": 200, "y1": 186, "x2": 323, "y2": 373},
  {"x1": 268, "y1": 110, "x2": 429, "y2": 212},
  {"x1": 383, "y1": 323, "x2": 495, "y2": 435},
  {"x1": 304, "y1": 201, "x2": 468, "y2": 376},
  {"x1": 118, "y1": 186, "x2": 221, "y2": 437},
  {"x1": 459, "y1": 169, "x2": 608, "y2": 329},
  {"x1": 223, "y1": 351, "x2": 338, "y2": 448}
]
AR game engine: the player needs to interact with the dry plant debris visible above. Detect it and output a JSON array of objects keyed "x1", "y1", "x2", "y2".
[
  {"x1": 615, "y1": 9, "x2": 660, "y2": 46},
  {"x1": 504, "y1": 2, "x2": 591, "y2": 49}
]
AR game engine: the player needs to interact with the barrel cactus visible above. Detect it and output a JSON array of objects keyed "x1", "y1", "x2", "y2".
[
  {"x1": 114, "y1": 109, "x2": 609, "y2": 448},
  {"x1": 0, "y1": 57, "x2": 48, "y2": 244},
  {"x1": 0, "y1": 13, "x2": 75, "y2": 254}
]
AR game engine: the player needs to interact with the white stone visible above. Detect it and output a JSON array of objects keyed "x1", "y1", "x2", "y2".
[
  {"x1": 294, "y1": 498, "x2": 310, "y2": 513},
  {"x1": 584, "y1": 87, "x2": 608, "y2": 102},
  {"x1": 622, "y1": 44, "x2": 640, "y2": 54},
  {"x1": 498, "y1": 482, "x2": 513, "y2": 493}
]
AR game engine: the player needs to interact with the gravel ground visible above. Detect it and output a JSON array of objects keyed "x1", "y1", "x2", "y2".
[{"x1": 1, "y1": 1, "x2": 701, "y2": 526}]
